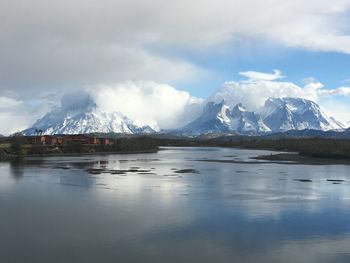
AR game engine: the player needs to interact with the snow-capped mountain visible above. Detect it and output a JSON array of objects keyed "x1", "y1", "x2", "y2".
[
  {"x1": 182, "y1": 100, "x2": 270, "y2": 135},
  {"x1": 21, "y1": 91, "x2": 345, "y2": 136},
  {"x1": 181, "y1": 100, "x2": 232, "y2": 134},
  {"x1": 261, "y1": 97, "x2": 345, "y2": 132},
  {"x1": 181, "y1": 97, "x2": 345, "y2": 135},
  {"x1": 22, "y1": 95, "x2": 154, "y2": 135}
]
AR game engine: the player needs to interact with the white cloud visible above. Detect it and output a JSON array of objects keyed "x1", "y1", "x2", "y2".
[
  {"x1": 318, "y1": 86, "x2": 350, "y2": 96},
  {"x1": 0, "y1": 96, "x2": 55, "y2": 135},
  {"x1": 239, "y1": 70, "x2": 284, "y2": 81},
  {"x1": 0, "y1": 97, "x2": 31, "y2": 135},
  {"x1": 88, "y1": 81, "x2": 203, "y2": 129},
  {"x1": 1, "y1": 0, "x2": 350, "y2": 94},
  {"x1": 211, "y1": 80, "x2": 306, "y2": 110},
  {"x1": 341, "y1": 78, "x2": 350, "y2": 84},
  {"x1": 0, "y1": 97, "x2": 22, "y2": 109}
]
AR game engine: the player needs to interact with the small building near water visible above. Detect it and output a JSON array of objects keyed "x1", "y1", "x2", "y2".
[{"x1": 29, "y1": 134, "x2": 112, "y2": 146}]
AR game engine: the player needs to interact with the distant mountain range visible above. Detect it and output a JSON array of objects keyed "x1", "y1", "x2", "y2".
[
  {"x1": 181, "y1": 97, "x2": 345, "y2": 135},
  {"x1": 22, "y1": 93, "x2": 346, "y2": 136}
]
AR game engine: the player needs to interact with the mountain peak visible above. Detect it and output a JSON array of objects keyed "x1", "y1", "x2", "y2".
[
  {"x1": 182, "y1": 101, "x2": 232, "y2": 135},
  {"x1": 232, "y1": 103, "x2": 247, "y2": 113},
  {"x1": 261, "y1": 97, "x2": 344, "y2": 131}
]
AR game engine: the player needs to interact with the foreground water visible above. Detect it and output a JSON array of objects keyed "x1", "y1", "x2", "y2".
[{"x1": 1, "y1": 147, "x2": 350, "y2": 263}]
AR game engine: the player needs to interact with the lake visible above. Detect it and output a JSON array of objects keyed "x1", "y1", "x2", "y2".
[{"x1": 1, "y1": 147, "x2": 350, "y2": 263}]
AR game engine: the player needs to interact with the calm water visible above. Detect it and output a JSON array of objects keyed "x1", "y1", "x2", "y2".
[{"x1": 1, "y1": 147, "x2": 350, "y2": 263}]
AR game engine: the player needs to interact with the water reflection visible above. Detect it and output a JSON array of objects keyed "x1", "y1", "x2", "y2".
[
  {"x1": 60, "y1": 172, "x2": 93, "y2": 188},
  {"x1": 9, "y1": 158, "x2": 24, "y2": 180},
  {"x1": 1, "y1": 147, "x2": 350, "y2": 262}
]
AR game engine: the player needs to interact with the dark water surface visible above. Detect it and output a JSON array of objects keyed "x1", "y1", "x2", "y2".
[{"x1": 1, "y1": 147, "x2": 350, "y2": 263}]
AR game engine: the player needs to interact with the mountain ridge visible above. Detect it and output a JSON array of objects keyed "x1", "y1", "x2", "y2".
[
  {"x1": 181, "y1": 97, "x2": 345, "y2": 135},
  {"x1": 21, "y1": 94, "x2": 346, "y2": 136}
]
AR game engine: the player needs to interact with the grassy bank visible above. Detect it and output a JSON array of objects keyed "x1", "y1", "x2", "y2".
[
  {"x1": 207, "y1": 137, "x2": 350, "y2": 159},
  {"x1": 150, "y1": 136, "x2": 350, "y2": 160},
  {"x1": 1, "y1": 134, "x2": 350, "y2": 161},
  {"x1": 0, "y1": 136, "x2": 159, "y2": 158}
]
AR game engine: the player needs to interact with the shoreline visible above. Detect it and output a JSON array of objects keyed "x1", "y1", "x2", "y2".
[
  {"x1": 251, "y1": 153, "x2": 350, "y2": 165},
  {"x1": 0, "y1": 148, "x2": 159, "y2": 160},
  {"x1": 2, "y1": 144, "x2": 350, "y2": 165}
]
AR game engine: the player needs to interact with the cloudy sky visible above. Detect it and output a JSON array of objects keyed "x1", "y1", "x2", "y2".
[{"x1": 1, "y1": 0, "x2": 350, "y2": 134}]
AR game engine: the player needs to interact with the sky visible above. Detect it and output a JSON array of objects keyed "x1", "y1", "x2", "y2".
[{"x1": 1, "y1": 0, "x2": 350, "y2": 134}]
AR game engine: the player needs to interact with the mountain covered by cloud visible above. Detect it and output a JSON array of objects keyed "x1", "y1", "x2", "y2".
[
  {"x1": 22, "y1": 93, "x2": 155, "y2": 135},
  {"x1": 1, "y1": 71, "x2": 350, "y2": 135},
  {"x1": 22, "y1": 74, "x2": 345, "y2": 136},
  {"x1": 21, "y1": 82, "x2": 203, "y2": 135},
  {"x1": 209, "y1": 71, "x2": 350, "y2": 122}
]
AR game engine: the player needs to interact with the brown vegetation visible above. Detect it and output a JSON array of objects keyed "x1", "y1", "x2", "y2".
[{"x1": 1, "y1": 134, "x2": 350, "y2": 160}]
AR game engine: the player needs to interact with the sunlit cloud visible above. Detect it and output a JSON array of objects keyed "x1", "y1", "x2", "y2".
[
  {"x1": 239, "y1": 70, "x2": 284, "y2": 81},
  {"x1": 90, "y1": 81, "x2": 203, "y2": 129}
]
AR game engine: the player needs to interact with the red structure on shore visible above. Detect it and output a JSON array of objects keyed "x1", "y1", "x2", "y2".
[{"x1": 29, "y1": 134, "x2": 111, "y2": 145}]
